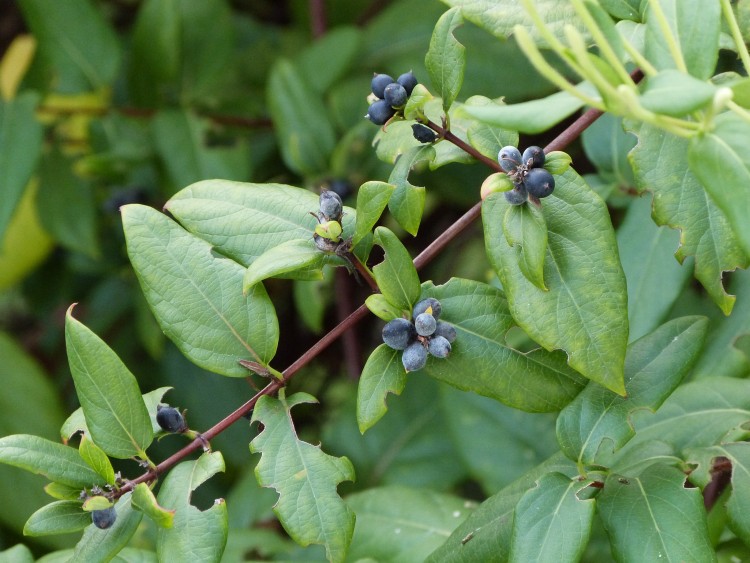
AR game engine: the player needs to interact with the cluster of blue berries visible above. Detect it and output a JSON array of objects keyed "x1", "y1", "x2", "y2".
[
  {"x1": 366, "y1": 71, "x2": 419, "y2": 126},
  {"x1": 499, "y1": 145, "x2": 555, "y2": 205},
  {"x1": 382, "y1": 298, "x2": 457, "y2": 372}
]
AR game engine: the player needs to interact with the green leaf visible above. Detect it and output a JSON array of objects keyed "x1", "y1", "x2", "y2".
[
  {"x1": 70, "y1": 492, "x2": 143, "y2": 563},
  {"x1": 627, "y1": 120, "x2": 748, "y2": 315},
  {"x1": 164, "y1": 181, "x2": 364, "y2": 266},
  {"x1": 353, "y1": 181, "x2": 395, "y2": 246},
  {"x1": 544, "y1": 151, "x2": 573, "y2": 175},
  {"x1": 65, "y1": 307, "x2": 152, "y2": 458},
  {"x1": 152, "y1": 110, "x2": 250, "y2": 192},
  {"x1": 122, "y1": 204, "x2": 279, "y2": 376},
  {"x1": 296, "y1": 27, "x2": 361, "y2": 95},
  {"x1": 18, "y1": 0, "x2": 120, "y2": 91},
  {"x1": 640, "y1": 70, "x2": 717, "y2": 117},
  {"x1": 267, "y1": 59, "x2": 336, "y2": 176},
  {"x1": 357, "y1": 344, "x2": 406, "y2": 433},
  {"x1": 0, "y1": 544, "x2": 34, "y2": 563},
  {"x1": 556, "y1": 316, "x2": 708, "y2": 466},
  {"x1": 483, "y1": 169, "x2": 629, "y2": 395},
  {"x1": 0, "y1": 92, "x2": 43, "y2": 242},
  {"x1": 156, "y1": 452, "x2": 227, "y2": 562},
  {"x1": 132, "y1": 483, "x2": 174, "y2": 529},
  {"x1": 82, "y1": 496, "x2": 111, "y2": 512},
  {"x1": 45, "y1": 482, "x2": 85, "y2": 501},
  {"x1": 421, "y1": 278, "x2": 587, "y2": 412},
  {"x1": 465, "y1": 96, "x2": 519, "y2": 160},
  {"x1": 364, "y1": 294, "x2": 404, "y2": 322},
  {"x1": 426, "y1": 452, "x2": 578, "y2": 562},
  {"x1": 581, "y1": 113, "x2": 636, "y2": 185},
  {"x1": 644, "y1": 0, "x2": 719, "y2": 80},
  {"x1": 426, "y1": 7, "x2": 466, "y2": 111},
  {"x1": 599, "y1": 0, "x2": 639, "y2": 20},
  {"x1": 346, "y1": 486, "x2": 474, "y2": 561},
  {"x1": 387, "y1": 146, "x2": 434, "y2": 235},
  {"x1": 251, "y1": 393, "x2": 355, "y2": 563},
  {"x1": 509, "y1": 472, "x2": 594, "y2": 562},
  {"x1": 243, "y1": 239, "x2": 325, "y2": 293},
  {"x1": 23, "y1": 501, "x2": 89, "y2": 536},
  {"x1": 502, "y1": 202, "x2": 548, "y2": 290},
  {"x1": 598, "y1": 464, "x2": 716, "y2": 562},
  {"x1": 78, "y1": 434, "x2": 115, "y2": 485},
  {"x1": 403, "y1": 83, "x2": 435, "y2": 120},
  {"x1": 372, "y1": 227, "x2": 421, "y2": 312},
  {"x1": 689, "y1": 114, "x2": 750, "y2": 258}
]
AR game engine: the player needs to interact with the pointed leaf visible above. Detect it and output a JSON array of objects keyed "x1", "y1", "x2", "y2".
[
  {"x1": 353, "y1": 181, "x2": 395, "y2": 246},
  {"x1": 465, "y1": 96, "x2": 519, "y2": 160},
  {"x1": 65, "y1": 308, "x2": 152, "y2": 458},
  {"x1": 23, "y1": 501, "x2": 89, "y2": 536},
  {"x1": 372, "y1": 227, "x2": 421, "y2": 312},
  {"x1": 132, "y1": 483, "x2": 174, "y2": 529},
  {"x1": 364, "y1": 294, "x2": 403, "y2": 322},
  {"x1": 251, "y1": 393, "x2": 355, "y2": 563},
  {"x1": 598, "y1": 464, "x2": 716, "y2": 562},
  {"x1": 421, "y1": 279, "x2": 587, "y2": 412},
  {"x1": 640, "y1": 70, "x2": 716, "y2": 117},
  {"x1": 45, "y1": 482, "x2": 85, "y2": 501},
  {"x1": 627, "y1": 120, "x2": 748, "y2": 315},
  {"x1": 243, "y1": 239, "x2": 325, "y2": 293},
  {"x1": 556, "y1": 316, "x2": 708, "y2": 465},
  {"x1": 78, "y1": 434, "x2": 115, "y2": 485},
  {"x1": 157, "y1": 452, "x2": 226, "y2": 561},
  {"x1": 483, "y1": 169, "x2": 629, "y2": 394},
  {"x1": 387, "y1": 146, "x2": 434, "y2": 235},
  {"x1": 70, "y1": 492, "x2": 143, "y2": 563},
  {"x1": 509, "y1": 472, "x2": 594, "y2": 562},
  {"x1": 122, "y1": 204, "x2": 279, "y2": 376},
  {"x1": 426, "y1": 7, "x2": 465, "y2": 111},
  {"x1": 357, "y1": 344, "x2": 406, "y2": 433},
  {"x1": 502, "y1": 202, "x2": 548, "y2": 290},
  {"x1": 0, "y1": 544, "x2": 34, "y2": 562}
]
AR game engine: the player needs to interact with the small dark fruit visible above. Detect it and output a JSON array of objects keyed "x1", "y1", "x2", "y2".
[
  {"x1": 428, "y1": 335, "x2": 452, "y2": 358},
  {"x1": 366, "y1": 99, "x2": 396, "y2": 125},
  {"x1": 412, "y1": 124, "x2": 438, "y2": 144},
  {"x1": 504, "y1": 185, "x2": 528, "y2": 205},
  {"x1": 402, "y1": 341, "x2": 428, "y2": 372},
  {"x1": 413, "y1": 298, "x2": 442, "y2": 320},
  {"x1": 371, "y1": 73, "x2": 395, "y2": 99},
  {"x1": 498, "y1": 146, "x2": 523, "y2": 173},
  {"x1": 156, "y1": 405, "x2": 187, "y2": 433},
  {"x1": 319, "y1": 190, "x2": 343, "y2": 221},
  {"x1": 524, "y1": 168, "x2": 555, "y2": 198},
  {"x1": 382, "y1": 318, "x2": 417, "y2": 350},
  {"x1": 92, "y1": 506, "x2": 117, "y2": 530},
  {"x1": 434, "y1": 321, "x2": 457, "y2": 343},
  {"x1": 414, "y1": 312, "x2": 437, "y2": 336},
  {"x1": 522, "y1": 146, "x2": 545, "y2": 169},
  {"x1": 396, "y1": 71, "x2": 418, "y2": 95},
  {"x1": 384, "y1": 83, "x2": 408, "y2": 108}
]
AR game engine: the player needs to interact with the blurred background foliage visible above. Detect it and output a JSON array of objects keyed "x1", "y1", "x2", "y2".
[{"x1": 0, "y1": 0, "x2": 743, "y2": 559}]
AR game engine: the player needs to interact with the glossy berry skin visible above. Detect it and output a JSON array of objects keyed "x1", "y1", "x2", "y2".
[
  {"x1": 384, "y1": 83, "x2": 408, "y2": 108},
  {"x1": 524, "y1": 168, "x2": 555, "y2": 198},
  {"x1": 156, "y1": 405, "x2": 187, "y2": 433},
  {"x1": 402, "y1": 341, "x2": 428, "y2": 372},
  {"x1": 92, "y1": 506, "x2": 117, "y2": 530},
  {"x1": 504, "y1": 185, "x2": 528, "y2": 205},
  {"x1": 434, "y1": 321, "x2": 456, "y2": 343},
  {"x1": 319, "y1": 190, "x2": 343, "y2": 221},
  {"x1": 371, "y1": 73, "x2": 395, "y2": 98},
  {"x1": 412, "y1": 123, "x2": 437, "y2": 144},
  {"x1": 413, "y1": 298, "x2": 442, "y2": 320},
  {"x1": 382, "y1": 318, "x2": 417, "y2": 350},
  {"x1": 414, "y1": 312, "x2": 437, "y2": 336},
  {"x1": 498, "y1": 146, "x2": 523, "y2": 173},
  {"x1": 522, "y1": 146, "x2": 545, "y2": 169},
  {"x1": 428, "y1": 335, "x2": 452, "y2": 358},
  {"x1": 397, "y1": 71, "x2": 418, "y2": 95},
  {"x1": 366, "y1": 100, "x2": 396, "y2": 125}
]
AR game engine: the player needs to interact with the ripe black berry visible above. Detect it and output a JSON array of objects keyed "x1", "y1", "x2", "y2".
[
  {"x1": 384, "y1": 83, "x2": 408, "y2": 108},
  {"x1": 396, "y1": 71, "x2": 418, "y2": 95},
  {"x1": 319, "y1": 190, "x2": 343, "y2": 222},
  {"x1": 504, "y1": 185, "x2": 528, "y2": 205},
  {"x1": 524, "y1": 168, "x2": 555, "y2": 198},
  {"x1": 382, "y1": 318, "x2": 417, "y2": 350},
  {"x1": 412, "y1": 124, "x2": 438, "y2": 144},
  {"x1": 402, "y1": 341, "x2": 428, "y2": 372},
  {"x1": 92, "y1": 506, "x2": 117, "y2": 530},
  {"x1": 413, "y1": 298, "x2": 442, "y2": 320},
  {"x1": 366, "y1": 100, "x2": 396, "y2": 125},
  {"x1": 156, "y1": 405, "x2": 187, "y2": 433},
  {"x1": 434, "y1": 321, "x2": 456, "y2": 343},
  {"x1": 414, "y1": 312, "x2": 437, "y2": 336},
  {"x1": 371, "y1": 73, "x2": 395, "y2": 99},
  {"x1": 428, "y1": 335, "x2": 451, "y2": 358},
  {"x1": 498, "y1": 146, "x2": 523, "y2": 173},
  {"x1": 522, "y1": 146, "x2": 545, "y2": 169}
]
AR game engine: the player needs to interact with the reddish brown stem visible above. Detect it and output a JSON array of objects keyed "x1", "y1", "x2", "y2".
[{"x1": 309, "y1": 0, "x2": 327, "y2": 38}]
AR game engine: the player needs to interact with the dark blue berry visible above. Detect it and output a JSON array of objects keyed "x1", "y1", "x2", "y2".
[
  {"x1": 319, "y1": 190, "x2": 343, "y2": 221},
  {"x1": 402, "y1": 341, "x2": 428, "y2": 372},
  {"x1": 498, "y1": 146, "x2": 523, "y2": 173},
  {"x1": 415, "y1": 313, "x2": 437, "y2": 336},
  {"x1": 412, "y1": 124, "x2": 437, "y2": 144},
  {"x1": 384, "y1": 83, "x2": 408, "y2": 108},
  {"x1": 371, "y1": 74, "x2": 395, "y2": 99},
  {"x1": 522, "y1": 146, "x2": 545, "y2": 169},
  {"x1": 413, "y1": 298, "x2": 442, "y2": 320},
  {"x1": 92, "y1": 506, "x2": 117, "y2": 529},
  {"x1": 504, "y1": 185, "x2": 528, "y2": 205},
  {"x1": 428, "y1": 335, "x2": 451, "y2": 358},
  {"x1": 524, "y1": 168, "x2": 555, "y2": 198},
  {"x1": 366, "y1": 100, "x2": 396, "y2": 125},
  {"x1": 156, "y1": 405, "x2": 187, "y2": 433},
  {"x1": 397, "y1": 71, "x2": 418, "y2": 95},
  {"x1": 382, "y1": 318, "x2": 417, "y2": 350},
  {"x1": 434, "y1": 321, "x2": 456, "y2": 343}
]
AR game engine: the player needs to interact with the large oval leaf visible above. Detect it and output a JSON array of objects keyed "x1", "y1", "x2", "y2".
[
  {"x1": 122, "y1": 204, "x2": 278, "y2": 377},
  {"x1": 483, "y1": 169, "x2": 628, "y2": 394},
  {"x1": 425, "y1": 7, "x2": 465, "y2": 111}
]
